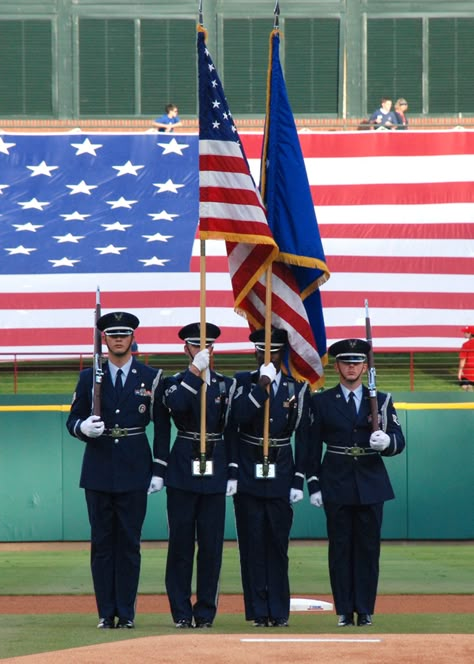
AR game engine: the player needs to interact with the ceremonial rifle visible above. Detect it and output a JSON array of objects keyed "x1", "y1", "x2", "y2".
[
  {"x1": 364, "y1": 299, "x2": 379, "y2": 432},
  {"x1": 92, "y1": 287, "x2": 104, "y2": 417}
]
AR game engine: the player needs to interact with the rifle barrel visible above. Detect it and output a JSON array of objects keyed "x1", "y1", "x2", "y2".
[
  {"x1": 364, "y1": 300, "x2": 379, "y2": 432},
  {"x1": 92, "y1": 287, "x2": 103, "y2": 417}
]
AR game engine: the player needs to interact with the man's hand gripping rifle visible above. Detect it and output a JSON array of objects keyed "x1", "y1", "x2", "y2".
[
  {"x1": 92, "y1": 287, "x2": 104, "y2": 417},
  {"x1": 365, "y1": 299, "x2": 379, "y2": 433}
]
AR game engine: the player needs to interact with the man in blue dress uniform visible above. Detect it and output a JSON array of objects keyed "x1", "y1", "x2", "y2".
[
  {"x1": 307, "y1": 338, "x2": 405, "y2": 627},
  {"x1": 152, "y1": 322, "x2": 236, "y2": 628},
  {"x1": 230, "y1": 328, "x2": 311, "y2": 627},
  {"x1": 66, "y1": 311, "x2": 170, "y2": 629}
]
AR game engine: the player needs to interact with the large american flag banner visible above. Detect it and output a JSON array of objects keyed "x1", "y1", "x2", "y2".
[{"x1": 0, "y1": 130, "x2": 473, "y2": 356}]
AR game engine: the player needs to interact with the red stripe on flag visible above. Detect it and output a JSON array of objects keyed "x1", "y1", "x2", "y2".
[
  {"x1": 199, "y1": 153, "x2": 252, "y2": 175},
  {"x1": 320, "y1": 223, "x2": 474, "y2": 240},
  {"x1": 199, "y1": 218, "x2": 273, "y2": 237},
  {"x1": 0, "y1": 290, "x2": 236, "y2": 310},
  {"x1": 0, "y1": 326, "x2": 251, "y2": 347},
  {"x1": 240, "y1": 131, "x2": 474, "y2": 159},
  {"x1": 325, "y1": 256, "x2": 474, "y2": 274},
  {"x1": 322, "y1": 291, "x2": 474, "y2": 310},
  {"x1": 327, "y1": 324, "x2": 464, "y2": 340},
  {"x1": 312, "y1": 182, "x2": 474, "y2": 206},
  {"x1": 200, "y1": 186, "x2": 266, "y2": 206}
]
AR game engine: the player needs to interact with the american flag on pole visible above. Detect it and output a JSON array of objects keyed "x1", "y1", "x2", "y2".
[
  {"x1": 197, "y1": 26, "x2": 278, "y2": 310},
  {"x1": 198, "y1": 26, "x2": 328, "y2": 388},
  {"x1": 0, "y1": 131, "x2": 473, "y2": 357}
]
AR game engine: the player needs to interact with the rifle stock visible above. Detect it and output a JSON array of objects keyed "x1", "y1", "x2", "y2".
[
  {"x1": 92, "y1": 287, "x2": 103, "y2": 416},
  {"x1": 364, "y1": 299, "x2": 379, "y2": 432}
]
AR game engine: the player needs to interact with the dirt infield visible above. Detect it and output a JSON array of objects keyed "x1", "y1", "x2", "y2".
[
  {"x1": 1, "y1": 593, "x2": 474, "y2": 614},
  {"x1": 2, "y1": 544, "x2": 473, "y2": 662},
  {"x1": 3, "y1": 634, "x2": 474, "y2": 664}
]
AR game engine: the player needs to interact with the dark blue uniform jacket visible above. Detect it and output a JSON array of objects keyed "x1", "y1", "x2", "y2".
[
  {"x1": 66, "y1": 359, "x2": 170, "y2": 492},
  {"x1": 155, "y1": 368, "x2": 235, "y2": 494},
  {"x1": 230, "y1": 370, "x2": 311, "y2": 499},
  {"x1": 308, "y1": 385, "x2": 405, "y2": 504}
]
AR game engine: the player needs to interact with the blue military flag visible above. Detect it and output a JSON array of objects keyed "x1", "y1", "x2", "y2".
[{"x1": 260, "y1": 26, "x2": 330, "y2": 371}]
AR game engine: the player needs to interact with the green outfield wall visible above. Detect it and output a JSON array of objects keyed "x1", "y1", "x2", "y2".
[{"x1": 0, "y1": 394, "x2": 473, "y2": 542}]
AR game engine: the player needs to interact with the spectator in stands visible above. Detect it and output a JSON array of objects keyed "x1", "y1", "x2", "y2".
[
  {"x1": 369, "y1": 97, "x2": 398, "y2": 130},
  {"x1": 153, "y1": 103, "x2": 183, "y2": 132},
  {"x1": 458, "y1": 326, "x2": 474, "y2": 391},
  {"x1": 394, "y1": 98, "x2": 409, "y2": 130}
]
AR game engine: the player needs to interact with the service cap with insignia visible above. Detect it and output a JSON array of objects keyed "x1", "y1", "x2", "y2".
[
  {"x1": 249, "y1": 328, "x2": 288, "y2": 352},
  {"x1": 178, "y1": 322, "x2": 221, "y2": 346},
  {"x1": 97, "y1": 311, "x2": 139, "y2": 336},
  {"x1": 329, "y1": 338, "x2": 370, "y2": 363}
]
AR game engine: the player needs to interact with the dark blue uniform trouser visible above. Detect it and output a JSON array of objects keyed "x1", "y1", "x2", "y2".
[
  {"x1": 85, "y1": 489, "x2": 147, "y2": 621},
  {"x1": 234, "y1": 492, "x2": 293, "y2": 622},
  {"x1": 165, "y1": 487, "x2": 226, "y2": 624},
  {"x1": 324, "y1": 501, "x2": 384, "y2": 615}
]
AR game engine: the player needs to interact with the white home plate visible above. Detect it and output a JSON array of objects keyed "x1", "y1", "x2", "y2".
[{"x1": 290, "y1": 597, "x2": 334, "y2": 611}]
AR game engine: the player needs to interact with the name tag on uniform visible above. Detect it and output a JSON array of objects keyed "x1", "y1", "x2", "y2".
[
  {"x1": 192, "y1": 460, "x2": 214, "y2": 476},
  {"x1": 255, "y1": 463, "x2": 276, "y2": 479}
]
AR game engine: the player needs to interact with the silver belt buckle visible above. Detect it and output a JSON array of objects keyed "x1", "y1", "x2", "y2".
[{"x1": 348, "y1": 446, "x2": 363, "y2": 456}]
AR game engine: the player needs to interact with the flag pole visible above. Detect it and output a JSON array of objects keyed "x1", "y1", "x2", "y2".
[
  {"x1": 260, "y1": 1, "x2": 280, "y2": 479},
  {"x1": 199, "y1": 238, "x2": 207, "y2": 475},
  {"x1": 198, "y1": 0, "x2": 207, "y2": 476},
  {"x1": 262, "y1": 266, "x2": 272, "y2": 477}
]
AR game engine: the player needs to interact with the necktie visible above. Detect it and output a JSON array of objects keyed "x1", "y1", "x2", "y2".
[
  {"x1": 348, "y1": 391, "x2": 357, "y2": 420},
  {"x1": 115, "y1": 369, "x2": 123, "y2": 399}
]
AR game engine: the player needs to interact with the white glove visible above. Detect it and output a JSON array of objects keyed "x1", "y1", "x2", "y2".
[
  {"x1": 192, "y1": 348, "x2": 210, "y2": 372},
  {"x1": 147, "y1": 476, "x2": 164, "y2": 495},
  {"x1": 259, "y1": 362, "x2": 277, "y2": 383},
  {"x1": 289, "y1": 488, "x2": 304, "y2": 504},
  {"x1": 369, "y1": 430, "x2": 391, "y2": 451},
  {"x1": 226, "y1": 479, "x2": 238, "y2": 497},
  {"x1": 80, "y1": 415, "x2": 105, "y2": 438},
  {"x1": 310, "y1": 491, "x2": 323, "y2": 508}
]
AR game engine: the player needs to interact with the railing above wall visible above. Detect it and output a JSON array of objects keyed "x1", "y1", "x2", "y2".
[
  {"x1": 0, "y1": 117, "x2": 473, "y2": 133},
  {"x1": 0, "y1": 350, "x2": 469, "y2": 395}
]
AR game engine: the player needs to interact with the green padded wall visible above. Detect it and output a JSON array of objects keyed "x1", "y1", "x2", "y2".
[{"x1": 0, "y1": 396, "x2": 473, "y2": 541}]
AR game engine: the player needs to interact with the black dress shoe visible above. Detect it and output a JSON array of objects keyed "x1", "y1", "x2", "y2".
[
  {"x1": 270, "y1": 619, "x2": 289, "y2": 627},
  {"x1": 117, "y1": 619, "x2": 135, "y2": 629},
  {"x1": 175, "y1": 619, "x2": 193, "y2": 629},
  {"x1": 97, "y1": 617, "x2": 115, "y2": 629},
  {"x1": 194, "y1": 620, "x2": 213, "y2": 628},
  {"x1": 357, "y1": 613, "x2": 372, "y2": 626},
  {"x1": 337, "y1": 613, "x2": 354, "y2": 627},
  {"x1": 253, "y1": 617, "x2": 269, "y2": 627}
]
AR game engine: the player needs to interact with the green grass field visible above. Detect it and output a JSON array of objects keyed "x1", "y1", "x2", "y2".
[{"x1": 0, "y1": 542, "x2": 472, "y2": 659}]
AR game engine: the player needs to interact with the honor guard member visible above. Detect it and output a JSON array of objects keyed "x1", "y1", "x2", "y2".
[
  {"x1": 66, "y1": 311, "x2": 170, "y2": 629},
  {"x1": 307, "y1": 339, "x2": 405, "y2": 628},
  {"x1": 153, "y1": 322, "x2": 236, "y2": 629},
  {"x1": 230, "y1": 328, "x2": 311, "y2": 628}
]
